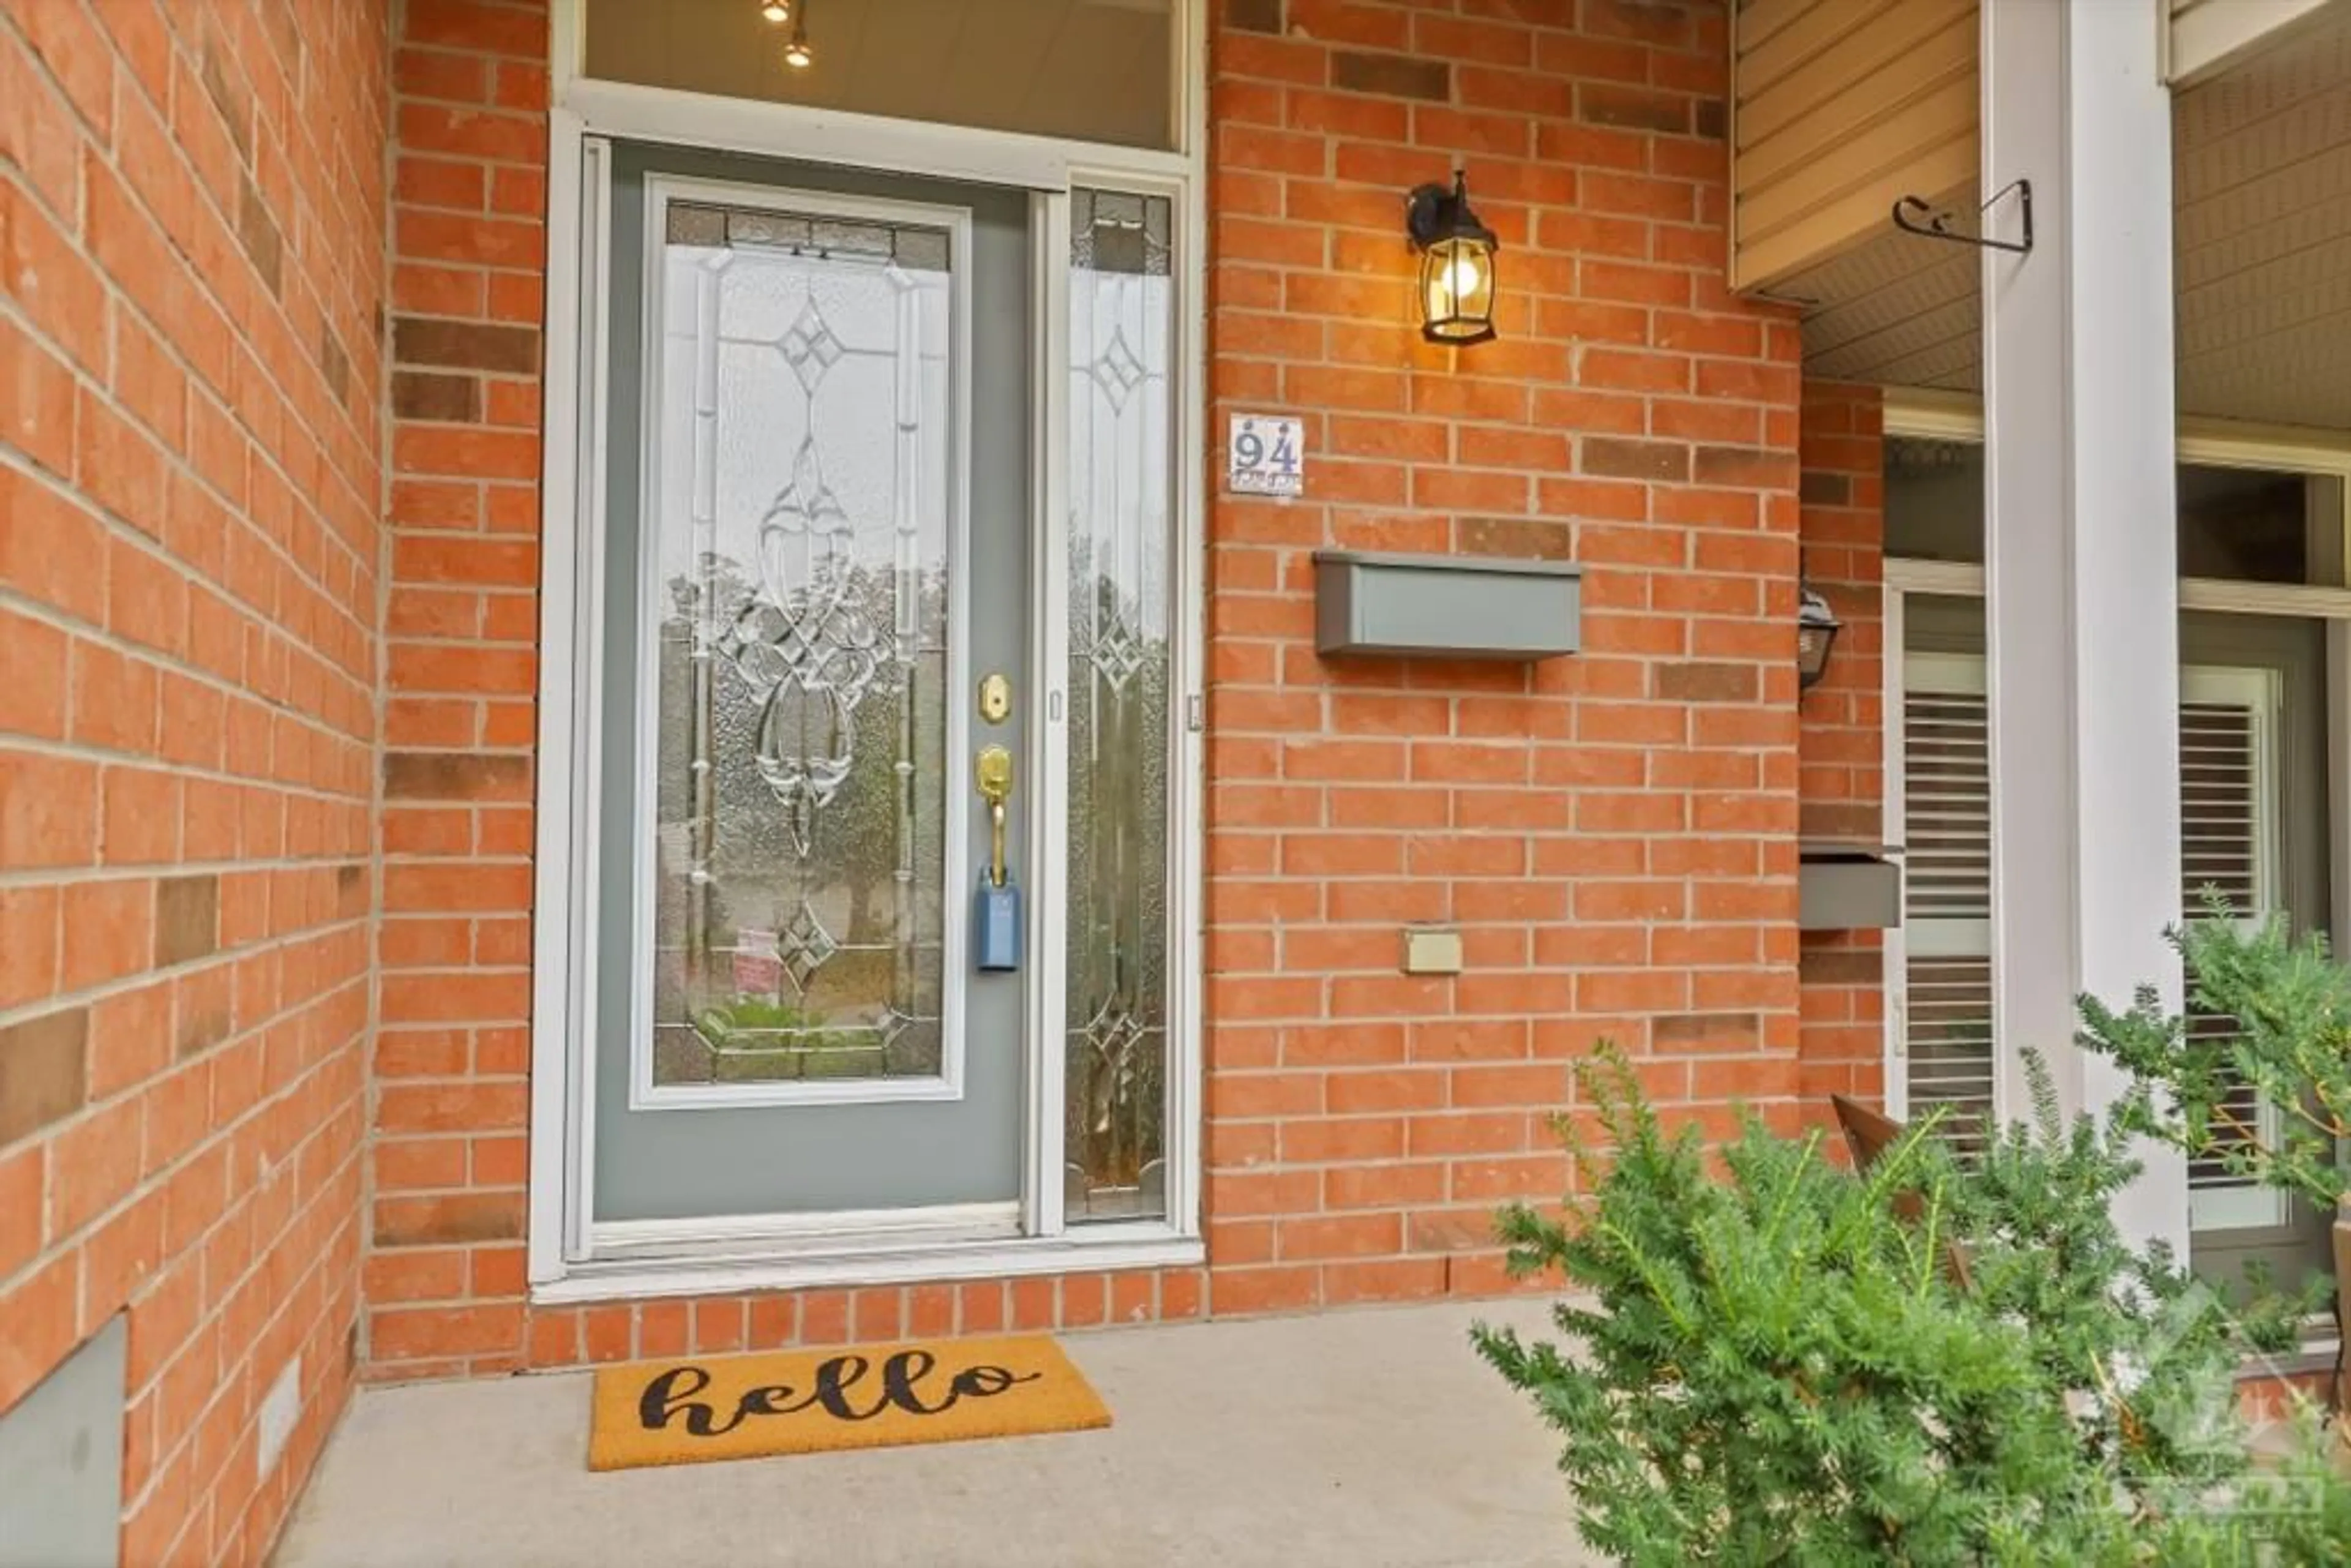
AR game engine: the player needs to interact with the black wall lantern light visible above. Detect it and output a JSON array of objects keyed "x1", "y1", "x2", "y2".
[
  {"x1": 1797, "y1": 583, "x2": 1842, "y2": 690},
  {"x1": 1406, "y1": 165, "x2": 1498, "y2": 346}
]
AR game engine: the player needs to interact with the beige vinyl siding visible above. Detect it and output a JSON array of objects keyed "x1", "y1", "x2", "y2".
[
  {"x1": 1730, "y1": 0, "x2": 2337, "y2": 291},
  {"x1": 1732, "y1": 0, "x2": 1979, "y2": 292}
]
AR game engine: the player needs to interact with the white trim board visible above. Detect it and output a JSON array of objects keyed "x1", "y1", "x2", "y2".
[
  {"x1": 1878, "y1": 583, "x2": 1911, "y2": 1121},
  {"x1": 528, "y1": 0, "x2": 1210, "y2": 1291},
  {"x1": 1022, "y1": 187, "x2": 1069, "y2": 1237},
  {"x1": 537, "y1": 1228, "x2": 1207, "y2": 1306},
  {"x1": 527, "y1": 120, "x2": 612, "y2": 1272},
  {"x1": 1886, "y1": 557, "x2": 2351, "y2": 620},
  {"x1": 2170, "y1": 0, "x2": 2338, "y2": 89},
  {"x1": 590, "y1": 1201, "x2": 1022, "y2": 1263},
  {"x1": 1884, "y1": 388, "x2": 2351, "y2": 476}
]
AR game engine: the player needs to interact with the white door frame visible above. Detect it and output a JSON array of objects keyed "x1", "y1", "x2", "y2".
[{"x1": 527, "y1": 0, "x2": 1209, "y2": 1301}]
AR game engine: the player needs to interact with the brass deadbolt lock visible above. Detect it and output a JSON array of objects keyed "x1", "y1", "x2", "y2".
[{"x1": 978, "y1": 672, "x2": 1012, "y2": 725}]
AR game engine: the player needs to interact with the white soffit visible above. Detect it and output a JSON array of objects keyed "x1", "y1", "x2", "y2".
[{"x1": 1789, "y1": 1, "x2": 2351, "y2": 430}]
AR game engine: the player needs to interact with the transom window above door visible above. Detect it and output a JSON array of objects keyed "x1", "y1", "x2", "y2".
[
  {"x1": 579, "y1": 0, "x2": 1183, "y2": 151},
  {"x1": 1885, "y1": 437, "x2": 2350, "y2": 587}
]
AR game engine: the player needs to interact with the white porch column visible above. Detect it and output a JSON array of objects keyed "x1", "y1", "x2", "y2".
[{"x1": 1981, "y1": 0, "x2": 2188, "y2": 1254}]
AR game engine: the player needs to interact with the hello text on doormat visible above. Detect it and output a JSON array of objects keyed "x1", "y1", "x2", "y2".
[{"x1": 587, "y1": 1335, "x2": 1112, "y2": 1471}]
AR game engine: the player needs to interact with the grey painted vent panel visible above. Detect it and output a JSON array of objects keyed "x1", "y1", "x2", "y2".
[{"x1": 0, "y1": 1315, "x2": 125, "y2": 1568}]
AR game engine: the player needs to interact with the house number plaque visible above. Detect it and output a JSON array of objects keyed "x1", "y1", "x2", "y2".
[{"x1": 1227, "y1": 412, "x2": 1304, "y2": 497}]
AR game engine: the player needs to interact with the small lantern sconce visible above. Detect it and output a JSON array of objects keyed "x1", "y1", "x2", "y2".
[
  {"x1": 1406, "y1": 166, "x2": 1498, "y2": 347},
  {"x1": 1797, "y1": 583, "x2": 1842, "y2": 690},
  {"x1": 756, "y1": 0, "x2": 814, "y2": 67}
]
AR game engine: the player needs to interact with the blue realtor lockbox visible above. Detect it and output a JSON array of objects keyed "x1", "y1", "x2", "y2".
[{"x1": 975, "y1": 870, "x2": 1022, "y2": 972}]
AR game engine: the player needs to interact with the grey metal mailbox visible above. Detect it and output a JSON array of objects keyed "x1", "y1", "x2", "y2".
[
  {"x1": 1313, "y1": 550, "x2": 1581, "y2": 661},
  {"x1": 1798, "y1": 842, "x2": 1902, "y2": 931}
]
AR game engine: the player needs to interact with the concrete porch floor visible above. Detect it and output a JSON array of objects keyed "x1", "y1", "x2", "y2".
[{"x1": 274, "y1": 1299, "x2": 1585, "y2": 1567}]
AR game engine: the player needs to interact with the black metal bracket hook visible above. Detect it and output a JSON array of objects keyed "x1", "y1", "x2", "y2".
[{"x1": 1891, "y1": 178, "x2": 2033, "y2": 255}]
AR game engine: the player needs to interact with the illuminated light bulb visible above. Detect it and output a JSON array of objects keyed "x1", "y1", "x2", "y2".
[
  {"x1": 785, "y1": 6, "x2": 813, "y2": 66},
  {"x1": 1444, "y1": 250, "x2": 1483, "y2": 300},
  {"x1": 760, "y1": 1, "x2": 789, "y2": 22}
]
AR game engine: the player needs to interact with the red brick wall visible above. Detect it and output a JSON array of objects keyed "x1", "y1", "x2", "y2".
[
  {"x1": 0, "y1": 1, "x2": 388, "y2": 1561},
  {"x1": 1793, "y1": 382, "x2": 1886, "y2": 1127},
  {"x1": 359, "y1": 0, "x2": 1828, "y2": 1371},
  {"x1": 1199, "y1": 0, "x2": 1806, "y2": 1312},
  {"x1": 366, "y1": 0, "x2": 551, "y2": 1379}
]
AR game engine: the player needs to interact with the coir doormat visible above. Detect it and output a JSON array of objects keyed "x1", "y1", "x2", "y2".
[{"x1": 587, "y1": 1335, "x2": 1111, "y2": 1471}]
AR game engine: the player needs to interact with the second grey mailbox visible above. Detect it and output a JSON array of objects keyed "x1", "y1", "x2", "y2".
[
  {"x1": 1798, "y1": 842, "x2": 1902, "y2": 931},
  {"x1": 1313, "y1": 550, "x2": 1581, "y2": 661}
]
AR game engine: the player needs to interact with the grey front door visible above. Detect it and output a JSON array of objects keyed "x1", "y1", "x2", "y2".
[{"x1": 589, "y1": 142, "x2": 1034, "y2": 1234}]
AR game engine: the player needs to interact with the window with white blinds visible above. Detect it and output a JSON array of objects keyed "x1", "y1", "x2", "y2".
[
  {"x1": 1893, "y1": 656, "x2": 2282, "y2": 1210},
  {"x1": 1897, "y1": 654, "x2": 1995, "y2": 1151},
  {"x1": 2179, "y1": 673, "x2": 2289, "y2": 1231}
]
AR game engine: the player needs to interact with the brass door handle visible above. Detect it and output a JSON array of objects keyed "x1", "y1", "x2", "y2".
[{"x1": 977, "y1": 745, "x2": 1013, "y2": 887}]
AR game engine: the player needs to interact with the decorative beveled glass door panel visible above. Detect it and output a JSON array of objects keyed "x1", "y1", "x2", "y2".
[
  {"x1": 593, "y1": 146, "x2": 1030, "y2": 1226},
  {"x1": 1064, "y1": 187, "x2": 1174, "y2": 1220},
  {"x1": 648, "y1": 194, "x2": 961, "y2": 1100}
]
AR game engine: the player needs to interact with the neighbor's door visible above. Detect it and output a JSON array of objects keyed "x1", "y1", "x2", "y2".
[
  {"x1": 587, "y1": 142, "x2": 1035, "y2": 1237},
  {"x1": 1894, "y1": 596, "x2": 2334, "y2": 1294},
  {"x1": 2173, "y1": 612, "x2": 2333, "y2": 1299}
]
